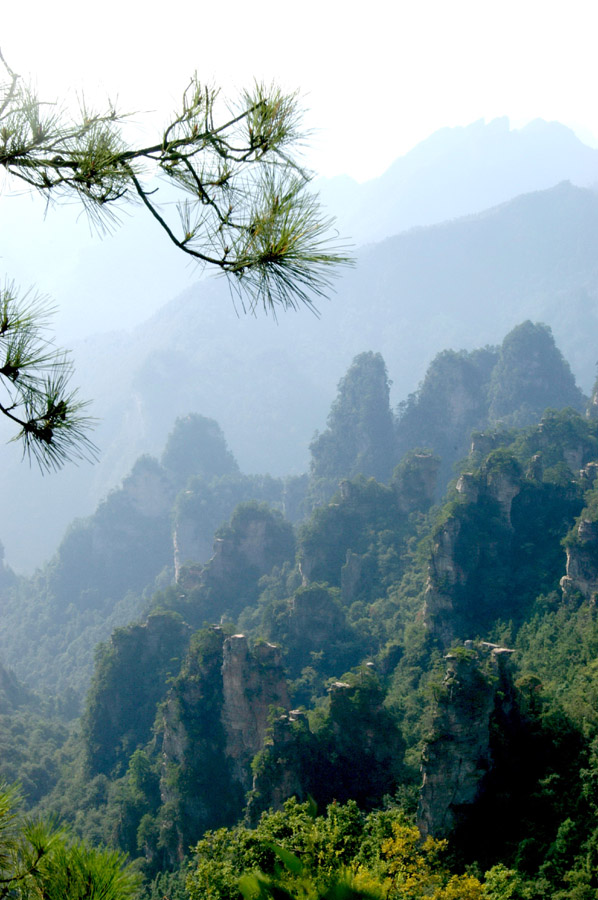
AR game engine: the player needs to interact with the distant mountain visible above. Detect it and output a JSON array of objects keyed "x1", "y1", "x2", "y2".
[
  {"x1": 317, "y1": 118, "x2": 598, "y2": 245},
  {"x1": 2, "y1": 118, "x2": 596, "y2": 341},
  {"x1": 3, "y1": 180, "x2": 598, "y2": 572}
]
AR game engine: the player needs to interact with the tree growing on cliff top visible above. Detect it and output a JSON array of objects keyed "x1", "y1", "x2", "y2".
[{"x1": 0, "y1": 52, "x2": 350, "y2": 470}]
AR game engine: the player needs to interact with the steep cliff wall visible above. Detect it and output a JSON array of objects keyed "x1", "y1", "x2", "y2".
[
  {"x1": 176, "y1": 502, "x2": 295, "y2": 622},
  {"x1": 83, "y1": 613, "x2": 192, "y2": 777},
  {"x1": 157, "y1": 628, "x2": 289, "y2": 859},
  {"x1": 422, "y1": 454, "x2": 520, "y2": 648},
  {"x1": 249, "y1": 674, "x2": 405, "y2": 821},
  {"x1": 418, "y1": 643, "x2": 514, "y2": 838},
  {"x1": 221, "y1": 635, "x2": 290, "y2": 790},
  {"x1": 561, "y1": 517, "x2": 598, "y2": 602},
  {"x1": 423, "y1": 424, "x2": 586, "y2": 647}
]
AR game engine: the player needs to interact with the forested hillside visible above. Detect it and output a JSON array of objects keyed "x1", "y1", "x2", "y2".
[{"x1": 1, "y1": 322, "x2": 598, "y2": 897}]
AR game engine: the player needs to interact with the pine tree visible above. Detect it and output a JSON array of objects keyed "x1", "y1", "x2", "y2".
[{"x1": 0, "y1": 52, "x2": 350, "y2": 469}]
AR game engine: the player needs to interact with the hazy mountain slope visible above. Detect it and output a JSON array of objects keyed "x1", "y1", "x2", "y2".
[
  {"x1": 317, "y1": 117, "x2": 598, "y2": 245},
  {"x1": 2, "y1": 118, "x2": 595, "y2": 343},
  {"x1": 3, "y1": 181, "x2": 598, "y2": 572}
]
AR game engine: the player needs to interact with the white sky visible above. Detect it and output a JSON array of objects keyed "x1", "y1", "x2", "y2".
[
  {"x1": 2, "y1": 0, "x2": 598, "y2": 340},
  {"x1": 3, "y1": 0, "x2": 598, "y2": 182}
]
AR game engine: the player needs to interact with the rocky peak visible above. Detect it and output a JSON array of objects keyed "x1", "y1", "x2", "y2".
[
  {"x1": 173, "y1": 494, "x2": 215, "y2": 581},
  {"x1": 485, "y1": 466, "x2": 521, "y2": 524},
  {"x1": 580, "y1": 461, "x2": 598, "y2": 488},
  {"x1": 121, "y1": 458, "x2": 174, "y2": 519},
  {"x1": 587, "y1": 381, "x2": 598, "y2": 420},
  {"x1": 470, "y1": 431, "x2": 502, "y2": 458},
  {"x1": 418, "y1": 642, "x2": 514, "y2": 839},
  {"x1": 210, "y1": 505, "x2": 294, "y2": 583},
  {"x1": 246, "y1": 710, "x2": 308, "y2": 824},
  {"x1": 221, "y1": 634, "x2": 290, "y2": 790}
]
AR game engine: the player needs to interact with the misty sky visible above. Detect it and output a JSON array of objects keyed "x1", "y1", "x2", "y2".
[
  {"x1": 4, "y1": 0, "x2": 598, "y2": 181},
  {"x1": 2, "y1": 0, "x2": 598, "y2": 339}
]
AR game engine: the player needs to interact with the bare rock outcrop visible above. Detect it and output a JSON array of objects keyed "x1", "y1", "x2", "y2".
[
  {"x1": 246, "y1": 710, "x2": 308, "y2": 824},
  {"x1": 221, "y1": 634, "x2": 290, "y2": 790},
  {"x1": 418, "y1": 643, "x2": 514, "y2": 839},
  {"x1": 157, "y1": 627, "x2": 290, "y2": 860},
  {"x1": 423, "y1": 517, "x2": 467, "y2": 648},
  {"x1": 173, "y1": 504, "x2": 215, "y2": 581},
  {"x1": 561, "y1": 517, "x2": 598, "y2": 602},
  {"x1": 485, "y1": 465, "x2": 520, "y2": 525}
]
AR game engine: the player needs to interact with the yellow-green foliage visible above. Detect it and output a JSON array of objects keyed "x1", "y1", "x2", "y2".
[{"x1": 381, "y1": 821, "x2": 484, "y2": 899}]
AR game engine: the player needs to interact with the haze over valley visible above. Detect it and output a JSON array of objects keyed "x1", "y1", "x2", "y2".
[
  {"x1": 3, "y1": 118, "x2": 598, "y2": 572},
  {"x1": 4, "y1": 70, "x2": 598, "y2": 897}
]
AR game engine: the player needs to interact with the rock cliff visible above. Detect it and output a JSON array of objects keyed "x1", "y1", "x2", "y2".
[
  {"x1": 423, "y1": 427, "x2": 585, "y2": 647},
  {"x1": 84, "y1": 613, "x2": 192, "y2": 777},
  {"x1": 418, "y1": 642, "x2": 514, "y2": 838},
  {"x1": 221, "y1": 635, "x2": 290, "y2": 790},
  {"x1": 561, "y1": 515, "x2": 598, "y2": 603},
  {"x1": 174, "y1": 502, "x2": 295, "y2": 622},
  {"x1": 157, "y1": 628, "x2": 290, "y2": 858}
]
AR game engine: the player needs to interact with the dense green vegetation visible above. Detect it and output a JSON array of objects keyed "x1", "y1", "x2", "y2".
[{"x1": 1, "y1": 323, "x2": 598, "y2": 898}]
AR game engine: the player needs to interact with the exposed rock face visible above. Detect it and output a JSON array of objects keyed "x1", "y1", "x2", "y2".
[
  {"x1": 157, "y1": 627, "x2": 242, "y2": 865},
  {"x1": 173, "y1": 505, "x2": 214, "y2": 581},
  {"x1": 485, "y1": 466, "x2": 520, "y2": 525},
  {"x1": 88, "y1": 458, "x2": 174, "y2": 563},
  {"x1": 588, "y1": 383, "x2": 598, "y2": 420},
  {"x1": 423, "y1": 517, "x2": 468, "y2": 648},
  {"x1": 470, "y1": 432, "x2": 502, "y2": 458},
  {"x1": 175, "y1": 503, "x2": 295, "y2": 619},
  {"x1": 535, "y1": 419, "x2": 592, "y2": 476},
  {"x1": 261, "y1": 583, "x2": 359, "y2": 682},
  {"x1": 160, "y1": 629, "x2": 225, "y2": 778},
  {"x1": 456, "y1": 472, "x2": 479, "y2": 504},
  {"x1": 121, "y1": 458, "x2": 174, "y2": 518},
  {"x1": 221, "y1": 634, "x2": 290, "y2": 790},
  {"x1": 418, "y1": 643, "x2": 514, "y2": 839},
  {"x1": 561, "y1": 517, "x2": 598, "y2": 602},
  {"x1": 157, "y1": 627, "x2": 290, "y2": 861},
  {"x1": 308, "y1": 351, "x2": 397, "y2": 507},
  {"x1": 249, "y1": 674, "x2": 405, "y2": 821},
  {"x1": 341, "y1": 550, "x2": 367, "y2": 605},
  {"x1": 580, "y1": 461, "x2": 598, "y2": 488},
  {"x1": 210, "y1": 515, "x2": 279, "y2": 581},
  {"x1": 299, "y1": 536, "x2": 332, "y2": 587},
  {"x1": 212, "y1": 505, "x2": 294, "y2": 582},
  {"x1": 396, "y1": 348, "x2": 498, "y2": 493}
]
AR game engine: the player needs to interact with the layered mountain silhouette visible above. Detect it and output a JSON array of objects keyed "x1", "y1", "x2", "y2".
[
  {"x1": 2, "y1": 122, "x2": 598, "y2": 571},
  {"x1": 317, "y1": 117, "x2": 598, "y2": 244}
]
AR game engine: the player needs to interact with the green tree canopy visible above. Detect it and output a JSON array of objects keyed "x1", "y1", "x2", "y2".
[{"x1": 0, "y1": 780, "x2": 140, "y2": 899}]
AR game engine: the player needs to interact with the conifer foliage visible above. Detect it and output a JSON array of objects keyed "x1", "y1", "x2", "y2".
[{"x1": 0, "y1": 51, "x2": 349, "y2": 468}]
